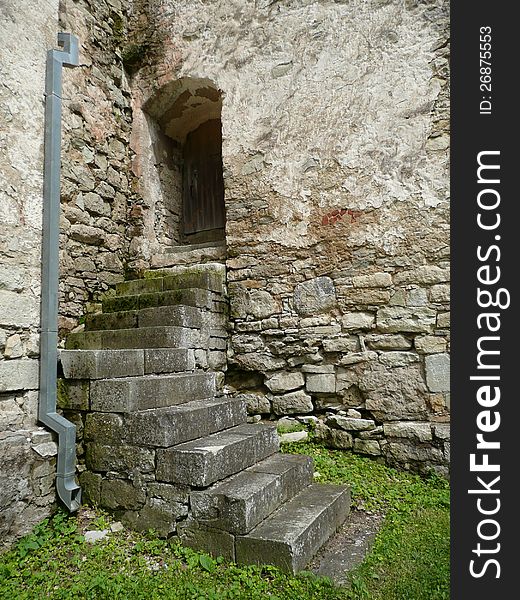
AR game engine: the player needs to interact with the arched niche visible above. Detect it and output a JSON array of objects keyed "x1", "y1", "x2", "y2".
[{"x1": 143, "y1": 77, "x2": 225, "y2": 245}]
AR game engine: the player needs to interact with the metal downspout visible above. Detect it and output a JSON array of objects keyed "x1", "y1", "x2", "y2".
[{"x1": 39, "y1": 33, "x2": 81, "y2": 511}]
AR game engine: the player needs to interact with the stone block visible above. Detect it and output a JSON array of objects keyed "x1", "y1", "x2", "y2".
[
  {"x1": 144, "y1": 348, "x2": 195, "y2": 373},
  {"x1": 425, "y1": 353, "x2": 450, "y2": 392},
  {"x1": 352, "y1": 272, "x2": 392, "y2": 288},
  {"x1": 178, "y1": 520, "x2": 236, "y2": 561},
  {"x1": 85, "y1": 444, "x2": 155, "y2": 474},
  {"x1": 383, "y1": 421, "x2": 433, "y2": 442},
  {"x1": 84, "y1": 413, "x2": 124, "y2": 445},
  {"x1": 314, "y1": 422, "x2": 353, "y2": 449},
  {"x1": 414, "y1": 335, "x2": 447, "y2": 354},
  {"x1": 60, "y1": 349, "x2": 145, "y2": 379},
  {"x1": 0, "y1": 290, "x2": 39, "y2": 327},
  {"x1": 265, "y1": 371, "x2": 305, "y2": 393},
  {"x1": 138, "y1": 498, "x2": 188, "y2": 537},
  {"x1": 79, "y1": 471, "x2": 102, "y2": 506},
  {"x1": 100, "y1": 479, "x2": 146, "y2": 510},
  {"x1": 342, "y1": 312, "x2": 375, "y2": 330},
  {"x1": 156, "y1": 424, "x2": 279, "y2": 487},
  {"x1": 362, "y1": 363, "x2": 429, "y2": 421},
  {"x1": 239, "y1": 393, "x2": 271, "y2": 414},
  {"x1": 125, "y1": 398, "x2": 247, "y2": 447},
  {"x1": 57, "y1": 379, "x2": 89, "y2": 411},
  {"x1": 293, "y1": 277, "x2": 337, "y2": 316},
  {"x1": 235, "y1": 484, "x2": 350, "y2": 573},
  {"x1": 365, "y1": 334, "x2": 412, "y2": 350},
  {"x1": 66, "y1": 326, "x2": 200, "y2": 351},
  {"x1": 353, "y1": 439, "x2": 381, "y2": 455},
  {"x1": 271, "y1": 390, "x2": 313, "y2": 415},
  {"x1": 0, "y1": 359, "x2": 39, "y2": 392},
  {"x1": 322, "y1": 336, "x2": 359, "y2": 353},
  {"x1": 376, "y1": 307, "x2": 437, "y2": 333},
  {"x1": 85, "y1": 311, "x2": 138, "y2": 331},
  {"x1": 191, "y1": 454, "x2": 313, "y2": 534},
  {"x1": 305, "y1": 374, "x2": 335, "y2": 394},
  {"x1": 325, "y1": 415, "x2": 375, "y2": 431},
  {"x1": 394, "y1": 266, "x2": 450, "y2": 285},
  {"x1": 378, "y1": 352, "x2": 419, "y2": 368},
  {"x1": 429, "y1": 284, "x2": 450, "y2": 303},
  {"x1": 90, "y1": 372, "x2": 215, "y2": 412},
  {"x1": 138, "y1": 304, "x2": 204, "y2": 329}
]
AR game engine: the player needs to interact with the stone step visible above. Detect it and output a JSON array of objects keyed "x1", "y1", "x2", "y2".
[
  {"x1": 85, "y1": 305, "x2": 205, "y2": 332},
  {"x1": 102, "y1": 288, "x2": 223, "y2": 314},
  {"x1": 126, "y1": 397, "x2": 247, "y2": 447},
  {"x1": 150, "y1": 242, "x2": 226, "y2": 269},
  {"x1": 65, "y1": 326, "x2": 200, "y2": 350},
  {"x1": 235, "y1": 483, "x2": 351, "y2": 573},
  {"x1": 156, "y1": 424, "x2": 279, "y2": 487},
  {"x1": 90, "y1": 372, "x2": 216, "y2": 412},
  {"x1": 116, "y1": 266, "x2": 225, "y2": 297},
  {"x1": 60, "y1": 348, "x2": 195, "y2": 379},
  {"x1": 190, "y1": 453, "x2": 314, "y2": 534}
]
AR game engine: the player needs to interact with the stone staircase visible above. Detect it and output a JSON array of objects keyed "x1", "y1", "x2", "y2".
[{"x1": 59, "y1": 260, "x2": 351, "y2": 573}]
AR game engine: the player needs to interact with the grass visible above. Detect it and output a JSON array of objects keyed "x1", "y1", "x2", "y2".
[{"x1": 0, "y1": 443, "x2": 449, "y2": 600}]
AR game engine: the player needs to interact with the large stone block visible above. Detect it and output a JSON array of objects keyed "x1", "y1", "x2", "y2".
[
  {"x1": 376, "y1": 307, "x2": 437, "y2": 333},
  {"x1": 90, "y1": 372, "x2": 215, "y2": 412},
  {"x1": 125, "y1": 398, "x2": 247, "y2": 447},
  {"x1": 191, "y1": 454, "x2": 313, "y2": 534},
  {"x1": 425, "y1": 353, "x2": 450, "y2": 392},
  {"x1": 361, "y1": 363, "x2": 429, "y2": 421},
  {"x1": 85, "y1": 444, "x2": 155, "y2": 474},
  {"x1": 100, "y1": 479, "x2": 146, "y2": 510},
  {"x1": 383, "y1": 421, "x2": 433, "y2": 442},
  {"x1": 178, "y1": 520, "x2": 236, "y2": 561},
  {"x1": 235, "y1": 484, "x2": 351, "y2": 573},
  {"x1": 305, "y1": 373, "x2": 336, "y2": 394},
  {"x1": 156, "y1": 424, "x2": 279, "y2": 487},
  {"x1": 293, "y1": 277, "x2": 337, "y2": 316},
  {"x1": 265, "y1": 371, "x2": 305, "y2": 393},
  {"x1": 60, "y1": 349, "x2": 145, "y2": 379},
  {"x1": 0, "y1": 359, "x2": 39, "y2": 392},
  {"x1": 271, "y1": 390, "x2": 313, "y2": 415}
]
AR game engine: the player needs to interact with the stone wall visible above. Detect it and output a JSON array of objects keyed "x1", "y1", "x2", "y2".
[
  {"x1": 57, "y1": 0, "x2": 140, "y2": 336},
  {"x1": 0, "y1": 0, "x2": 61, "y2": 548},
  {"x1": 126, "y1": 0, "x2": 450, "y2": 474}
]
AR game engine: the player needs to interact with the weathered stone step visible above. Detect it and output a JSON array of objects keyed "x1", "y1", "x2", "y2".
[
  {"x1": 85, "y1": 304, "x2": 205, "y2": 332},
  {"x1": 151, "y1": 243, "x2": 226, "y2": 269},
  {"x1": 103, "y1": 288, "x2": 224, "y2": 314},
  {"x1": 65, "y1": 326, "x2": 200, "y2": 350},
  {"x1": 126, "y1": 397, "x2": 247, "y2": 447},
  {"x1": 190, "y1": 454, "x2": 314, "y2": 534},
  {"x1": 235, "y1": 483, "x2": 351, "y2": 573},
  {"x1": 156, "y1": 424, "x2": 279, "y2": 487},
  {"x1": 60, "y1": 348, "x2": 195, "y2": 379},
  {"x1": 116, "y1": 266, "x2": 225, "y2": 297},
  {"x1": 90, "y1": 372, "x2": 216, "y2": 412}
]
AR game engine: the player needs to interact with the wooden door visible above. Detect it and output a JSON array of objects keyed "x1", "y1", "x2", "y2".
[{"x1": 182, "y1": 119, "x2": 225, "y2": 235}]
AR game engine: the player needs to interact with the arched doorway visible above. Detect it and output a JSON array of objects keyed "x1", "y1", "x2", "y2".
[{"x1": 143, "y1": 77, "x2": 225, "y2": 245}]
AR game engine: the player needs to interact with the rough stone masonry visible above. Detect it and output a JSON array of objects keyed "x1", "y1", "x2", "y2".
[{"x1": 1, "y1": 0, "x2": 450, "y2": 548}]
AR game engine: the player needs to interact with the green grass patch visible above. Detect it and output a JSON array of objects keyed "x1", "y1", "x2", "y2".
[{"x1": 0, "y1": 443, "x2": 449, "y2": 600}]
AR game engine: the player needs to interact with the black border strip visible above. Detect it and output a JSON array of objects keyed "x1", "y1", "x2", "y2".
[{"x1": 451, "y1": 2, "x2": 515, "y2": 597}]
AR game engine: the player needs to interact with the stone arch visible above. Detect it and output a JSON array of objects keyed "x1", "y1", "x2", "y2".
[{"x1": 143, "y1": 77, "x2": 225, "y2": 245}]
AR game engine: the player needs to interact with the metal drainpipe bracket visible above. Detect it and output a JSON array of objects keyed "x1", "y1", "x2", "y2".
[{"x1": 39, "y1": 33, "x2": 81, "y2": 512}]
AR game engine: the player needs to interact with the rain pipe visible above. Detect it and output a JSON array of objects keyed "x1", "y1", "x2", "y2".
[{"x1": 39, "y1": 32, "x2": 81, "y2": 511}]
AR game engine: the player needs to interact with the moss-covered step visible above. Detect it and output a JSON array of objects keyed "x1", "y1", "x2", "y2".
[
  {"x1": 156, "y1": 424, "x2": 279, "y2": 487},
  {"x1": 190, "y1": 453, "x2": 314, "y2": 535},
  {"x1": 65, "y1": 326, "x2": 201, "y2": 350},
  {"x1": 235, "y1": 483, "x2": 351, "y2": 573}
]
